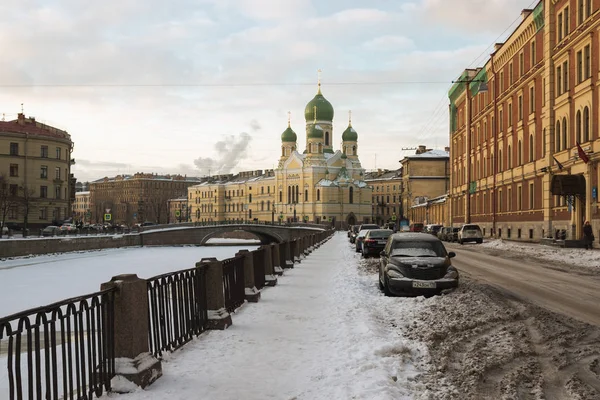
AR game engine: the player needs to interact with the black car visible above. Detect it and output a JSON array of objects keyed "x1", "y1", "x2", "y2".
[
  {"x1": 362, "y1": 229, "x2": 393, "y2": 257},
  {"x1": 378, "y1": 233, "x2": 459, "y2": 296}
]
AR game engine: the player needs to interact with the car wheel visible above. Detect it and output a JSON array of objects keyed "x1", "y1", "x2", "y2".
[
  {"x1": 458, "y1": 239, "x2": 463, "y2": 245},
  {"x1": 477, "y1": 239, "x2": 483, "y2": 244},
  {"x1": 355, "y1": 246, "x2": 360, "y2": 253},
  {"x1": 383, "y1": 276, "x2": 393, "y2": 297}
]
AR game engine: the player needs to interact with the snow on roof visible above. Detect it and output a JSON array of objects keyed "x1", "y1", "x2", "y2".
[
  {"x1": 315, "y1": 125, "x2": 323, "y2": 130},
  {"x1": 405, "y1": 149, "x2": 449, "y2": 159}
]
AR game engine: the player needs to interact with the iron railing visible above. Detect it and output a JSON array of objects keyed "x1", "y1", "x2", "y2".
[
  {"x1": 147, "y1": 267, "x2": 208, "y2": 358},
  {"x1": 0, "y1": 289, "x2": 116, "y2": 400},
  {"x1": 221, "y1": 256, "x2": 245, "y2": 313},
  {"x1": 252, "y1": 248, "x2": 266, "y2": 289}
]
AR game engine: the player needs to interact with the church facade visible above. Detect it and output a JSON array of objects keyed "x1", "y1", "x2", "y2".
[{"x1": 188, "y1": 82, "x2": 373, "y2": 227}]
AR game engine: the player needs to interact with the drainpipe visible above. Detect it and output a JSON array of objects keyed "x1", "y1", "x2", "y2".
[{"x1": 492, "y1": 54, "x2": 498, "y2": 237}]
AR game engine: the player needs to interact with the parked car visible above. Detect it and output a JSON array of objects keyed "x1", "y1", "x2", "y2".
[
  {"x1": 378, "y1": 233, "x2": 459, "y2": 296},
  {"x1": 60, "y1": 223, "x2": 77, "y2": 233},
  {"x1": 42, "y1": 226, "x2": 62, "y2": 237},
  {"x1": 458, "y1": 224, "x2": 483, "y2": 244},
  {"x1": 438, "y1": 227, "x2": 452, "y2": 241},
  {"x1": 353, "y1": 223, "x2": 379, "y2": 248},
  {"x1": 1, "y1": 224, "x2": 8, "y2": 235},
  {"x1": 409, "y1": 223, "x2": 424, "y2": 232},
  {"x1": 424, "y1": 224, "x2": 443, "y2": 236},
  {"x1": 449, "y1": 227, "x2": 460, "y2": 242},
  {"x1": 349, "y1": 225, "x2": 361, "y2": 243},
  {"x1": 355, "y1": 229, "x2": 371, "y2": 253},
  {"x1": 362, "y1": 229, "x2": 393, "y2": 257}
]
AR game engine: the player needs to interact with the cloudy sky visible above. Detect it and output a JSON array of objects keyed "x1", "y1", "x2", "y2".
[{"x1": 0, "y1": 0, "x2": 537, "y2": 182}]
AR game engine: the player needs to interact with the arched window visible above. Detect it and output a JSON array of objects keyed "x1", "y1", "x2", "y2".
[
  {"x1": 317, "y1": 189, "x2": 320, "y2": 201},
  {"x1": 304, "y1": 189, "x2": 308, "y2": 202},
  {"x1": 288, "y1": 186, "x2": 291, "y2": 203},
  {"x1": 325, "y1": 132, "x2": 330, "y2": 146},
  {"x1": 576, "y1": 110, "x2": 582, "y2": 143},
  {"x1": 529, "y1": 134, "x2": 534, "y2": 162},
  {"x1": 261, "y1": 201, "x2": 264, "y2": 211},
  {"x1": 295, "y1": 185, "x2": 299, "y2": 203},
  {"x1": 584, "y1": 106, "x2": 590, "y2": 142},
  {"x1": 556, "y1": 121, "x2": 561, "y2": 151},
  {"x1": 562, "y1": 117, "x2": 568, "y2": 150},
  {"x1": 279, "y1": 191, "x2": 282, "y2": 203},
  {"x1": 267, "y1": 200, "x2": 270, "y2": 211},
  {"x1": 349, "y1": 187, "x2": 354, "y2": 204},
  {"x1": 352, "y1": 145, "x2": 356, "y2": 155}
]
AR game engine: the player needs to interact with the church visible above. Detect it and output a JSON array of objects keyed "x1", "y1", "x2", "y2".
[{"x1": 188, "y1": 80, "x2": 373, "y2": 227}]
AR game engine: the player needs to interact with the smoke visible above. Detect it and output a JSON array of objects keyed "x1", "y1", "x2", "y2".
[{"x1": 193, "y1": 121, "x2": 259, "y2": 175}]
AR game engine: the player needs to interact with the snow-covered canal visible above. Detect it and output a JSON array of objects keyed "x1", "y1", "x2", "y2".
[{"x1": 0, "y1": 243, "x2": 259, "y2": 318}]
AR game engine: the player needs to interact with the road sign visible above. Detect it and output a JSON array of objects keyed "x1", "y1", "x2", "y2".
[
  {"x1": 175, "y1": 210, "x2": 181, "y2": 217},
  {"x1": 304, "y1": 216, "x2": 309, "y2": 221},
  {"x1": 104, "y1": 213, "x2": 112, "y2": 221},
  {"x1": 392, "y1": 215, "x2": 397, "y2": 221},
  {"x1": 133, "y1": 213, "x2": 137, "y2": 218}
]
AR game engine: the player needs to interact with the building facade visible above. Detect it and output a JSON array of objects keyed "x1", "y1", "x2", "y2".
[
  {"x1": 89, "y1": 173, "x2": 201, "y2": 226},
  {"x1": 188, "y1": 83, "x2": 373, "y2": 228},
  {"x1": 364, "y1": 169, "x2": 404, "y2": 226},
  {"x1": 0, "y1": 113, "x2": 75, "y2": 230},
  {"x1": 72, "y1": 191, "x2": 90, "y2": 224},
  {"x1": 450, "y1": 0, "x2": 600, "y2": 241}
]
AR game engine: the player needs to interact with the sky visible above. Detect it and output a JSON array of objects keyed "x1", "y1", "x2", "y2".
[
  {"x1": 0, "y1": 0, "x2": 538, "y2": 183},
  {"x1": 2, "y1": 232, "x2": 597, "y2": 399}
]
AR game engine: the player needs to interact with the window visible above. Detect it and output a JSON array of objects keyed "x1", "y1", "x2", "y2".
[
  {"x1": 563, "y1": 61, "x2": 568, "y2": 93},
  {"x1": 584, "y1": 107, "x2": 590, "y2": 142},
  {"x1": 518, "y1": 95, "x2": 523, "y2": 121},
  {"x1": 529, "y1": 86, "x2": 535, "y2": 114},
  {"x1": 517, "y1": 186, "x2": 522, "y2": 211},
  {"x1": 508, "y1": 188, "x2": 512, "y2": 211},
  {"x1": 586, "y1": 0, "x2": 592, "y2": 18},
  {"x1": 564, "y1": 7, "x2": 570, "y2": 38},
  {"x1": 279, "y1": 191, "x2": 282, "y2": 203},
  {"x1": 41, "y1": 145, "x2": 48, "y2": 158},
  {"x1": 317, "y1": 189, "x2": 320, "y2": 201},
  {"x1": 9, "y1": 184, "x2": 17, "y2": 196},
  {"x1": 304, "y1": 189, "x2": 308, "y2": 202},
  {"x1": 529, "y1": 183, "x2": 534, "y2": 209},
  {"x1": 499, "y1": 110, "x2": 504, "y2": 131},
  {"x1": 518, "y1": 140, "x2": 522, "y2": 165},
  {"x1": 325, "y1": 132, "x2": 329, "y2": 146},
  {"x1": 557, "y1": 65, "x2": 562, "y2": 95},
  {"x1": 40, "y1": 186, "x2": 48, "y2": 198},
  {"x1": 558, "y1": 12, "x2": 564, "y2": 41},
  {"x1": 577, "y1": 50, "x2": 583, "y2": 83},
  {"x1": 508, "y1": 103, "x2": 512, "y2": 126},
  {"x1": 10, "y1": 164, "x2": 18, "y2": 177},
  {"x1": 531, "y1": 41, "x2": 536, "y2": 67},
  {"x1": 56, "y1": 147, "x2": 62, "y2": 159},
  {"x1": 10, "y1": 143, "x2": 18, "y2": 156},
  {"x1": 349, "y1": 187, "x2": 354, "y2": 204},
  {"x1": 55, "y1": 167, "x2": 61, "y2": 180},
  {"x1": 577, "y1": 110, "x2": 582, "y2": 143},
  {"x1": 40, "y1": 208, "x2": 47, "y2": 220},
  {"x1": 508, "y1": 145, "x2": 512, "y2": 168},
  {"x1": 509, "y1": 62, "x2": 514, "y2": 84},
  {"x1": 579, "y1": 0, "x2": 584, "y2": 24},
  {"x1": 529, "y1": 134, "x2": 534, "y2": 162},
  {"x1": 500, "y1": 72, "x2": 504, "y2": 92},
  {"x1": 584, "y1": 44, "x2": 591, "y2": 80},
  {"x1": 519, "y1": 52, "x2": 524, "y2": 76},
  {"x1": 556, "y1": 121, "x2": 562, "y2": 151},
  {"x1": 261, "y1": 187, "x2": 264, "y2": 194},
  {"x1": 55, "y1": 186, "x2": 61, "y2": 200}
]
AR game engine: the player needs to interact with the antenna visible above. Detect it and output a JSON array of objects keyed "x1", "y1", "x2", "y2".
[{"x1": 21, "y1": 103, "x2": 24, "y2": 113}]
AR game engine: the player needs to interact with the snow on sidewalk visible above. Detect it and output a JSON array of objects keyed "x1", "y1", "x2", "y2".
[{"x1": 109, "y1": 232, "x2": 429, "y2": 400}]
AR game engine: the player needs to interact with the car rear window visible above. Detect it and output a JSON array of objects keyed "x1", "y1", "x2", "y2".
[
  {"x1": 367, "y1": 230, "x2": 392, "y2": 238},
  {"x1": 361, "y1": 224, "x2": 380, "y2": 230},
  {"x1": 391, "y1": 240, "x2": 447, "y2": 257},
  {"x1": 463, "y1": 225, "x2": 481, "y2": 231}
]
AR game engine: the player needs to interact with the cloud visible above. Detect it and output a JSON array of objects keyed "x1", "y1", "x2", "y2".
[{"x1": 363, "y1": 35, "x2": 414, "y2": 52}]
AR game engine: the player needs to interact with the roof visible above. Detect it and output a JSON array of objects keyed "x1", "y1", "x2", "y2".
[
  {"x1": 0, "y1": 116, "x2": 71, "y2": 142},
  {"x1": 405, "y1": 149, "x2": 449, "y2": 159}
]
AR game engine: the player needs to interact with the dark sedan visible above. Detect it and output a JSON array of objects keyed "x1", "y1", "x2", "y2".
[
  {"x1": 378, "y1": 233, "x2": 459, "y2": 296},
  {"x1": 362, "y1": 229, "x2": 393, "y2": 258}
]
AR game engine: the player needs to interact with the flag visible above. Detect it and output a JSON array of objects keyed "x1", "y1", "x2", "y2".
[
  {"x1": 576, "y1": 142, "x2": 590, "y2": 164},
  {"x1": 553, "y1": 156, "x2": 564, "y2": 171}
]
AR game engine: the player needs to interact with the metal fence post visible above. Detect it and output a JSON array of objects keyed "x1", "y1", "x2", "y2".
[
  {"x1": 100, "y1": 274, "x2": 162, "y2": 391},
  {"x1": 196, "y1": 257, "x2": 232, "y2": 330},
  {"x1": 235, "y1": 250, "x2": 261, "y2": 302}
]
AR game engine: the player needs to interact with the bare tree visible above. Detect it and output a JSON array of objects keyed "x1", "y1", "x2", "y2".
[
  {"x1": 19, "y1": 184, "x2": 36, "y2": 237},
  {"x1": 0, "y1": 175, "x2": 20, "y2": 238}
]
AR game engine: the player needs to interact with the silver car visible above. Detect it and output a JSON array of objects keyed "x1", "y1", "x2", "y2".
[{"x1": 458, "y1": 224, "x2": 483, "y2": 244}]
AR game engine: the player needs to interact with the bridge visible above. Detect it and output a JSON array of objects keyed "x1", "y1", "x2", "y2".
[{"x1": 140, "y1": 222, "x2": 327, "y2": 246}]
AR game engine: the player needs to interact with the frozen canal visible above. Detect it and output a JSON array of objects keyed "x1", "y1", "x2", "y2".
[{"x1": 0, "y1": 243, "x2": 259, "y2": 318}]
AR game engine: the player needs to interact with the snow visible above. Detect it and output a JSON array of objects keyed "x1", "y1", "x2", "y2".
[
  {"x1": 1, "y1": 233, "x2": 596, "y2": 399},
  {"x1": 480, "y1": 238, "x2": 599, "y2": 271}
]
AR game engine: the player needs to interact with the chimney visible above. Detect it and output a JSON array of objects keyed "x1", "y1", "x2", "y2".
[
  {"x1": 521, "y1": 9, "x2": 532, "y2": 21},
  {"x1": 417, "y1": 145, "x2": 426, "y2": 154},
  {"x1": 494, "y1": 43, "x2": 504, "y2": 52},
  {"x1": 444, "y1": 146, "x2": 450, "y2": 153},
  {"x1": 17, "y1": 113, "x2": 25, "y2": 124}
]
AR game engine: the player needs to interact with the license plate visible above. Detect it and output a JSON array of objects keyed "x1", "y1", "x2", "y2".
[
  {"x1": 378, "y1": 240, "x2": 386, "y2": 244},
  {"x1": 412, "y1": 281, "x2": 436, "y2": 289}
]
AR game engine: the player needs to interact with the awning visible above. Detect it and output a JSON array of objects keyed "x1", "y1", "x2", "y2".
[{"x1": 550, "y1": 174, "x2": 586, "y2": 196}]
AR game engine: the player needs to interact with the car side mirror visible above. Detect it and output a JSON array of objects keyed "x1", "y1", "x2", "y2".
[{"x1": 448, "y1": 251, "x2": 456, "y2": 258}]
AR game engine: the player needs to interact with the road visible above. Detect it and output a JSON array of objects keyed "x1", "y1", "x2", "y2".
[{"x1": 446, "y1": 242, "x2": 600, "y2": 327}]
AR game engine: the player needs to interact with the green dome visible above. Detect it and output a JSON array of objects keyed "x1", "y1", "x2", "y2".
[
  {"x1": 281, "y1": 126, "x2": 297, "y2": 142},
  {"x1": 342, "y1": 124, "x2": 358, "y2": 141},
  {"x1": 304, "y1": 88, "x2": 334, "y2": 122},
  {"x1": 341, "y1": 153, "x2": 348, "y2": 159},
  {"x1": 307, "y1": 123, "x2": 324, "y2": 139}
]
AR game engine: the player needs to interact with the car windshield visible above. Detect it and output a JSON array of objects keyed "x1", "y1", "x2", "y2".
[
  {"x1": 366, "y1": 229, "x2": 392, "y2": 239},
  {"x1": 390, "y1": 240, "x2": 447, "y2": 257},
  {"x1": 357, "y1": 229, "x2": 370, "y2": 238}
]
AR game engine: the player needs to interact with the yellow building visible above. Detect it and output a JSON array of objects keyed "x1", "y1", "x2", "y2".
[
  {"x1": 189, "y1": 82, "x2": 373, "y2": 228},
  {"x1": 364, "y1": 169, "x2": 404, "y2": 226},
  {"x1": 72, "y1": 191, "x2": 91, "y2": 224},
  {"x1": 0, "y1": 113, "x2": 74, "y2": 230}
]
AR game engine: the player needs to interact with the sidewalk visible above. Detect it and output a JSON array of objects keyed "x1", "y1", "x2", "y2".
[{"x1": 110, "y1": 233, "x2": 426, "y2": 400}]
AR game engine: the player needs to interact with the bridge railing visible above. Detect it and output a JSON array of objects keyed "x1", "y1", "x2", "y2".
[
  {"x1": 0, "y1": 289, "x2": 116, "y2": 400},
  {"x1": 146, "y1": 266, "x2": 208, "y2": 358}
]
